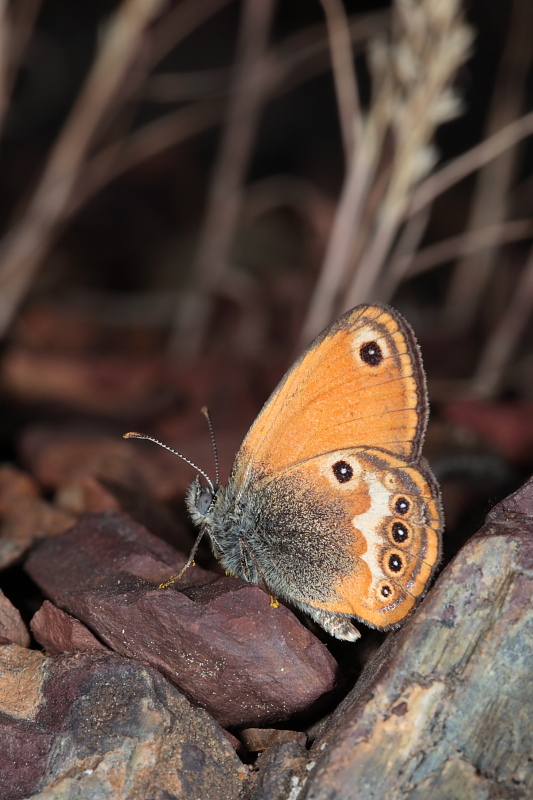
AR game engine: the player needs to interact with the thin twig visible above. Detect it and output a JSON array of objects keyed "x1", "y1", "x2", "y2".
[
  {"x1": 71, "y1": 100, "x2": 224, "y2": 215},
  {"x1": 170, "y1": 0, "x2": 276, "y2": 358},
  {"x1": 376, "y1": 206, "x2": 431, "y2": 301},
  {"x1": 408, "y1": 111, "x2": 533, "y2": 218},
  {"x1": 318, "y1": 0, "x2": 361, "y2": 161},
  {"x1": 444, "y1": 0, "x2": 533, "y2": 331},
  {"x1": 145, "y1": 10, "x2": 387, "y2": 106},
  {"x1": 0, "y1": 0, "x2": 169, "y2": 336},
  {"x1": 404, "y1": 219, "x2": 533, "y2": 278},
  {"x1": 148, "y1": 0, "x2": 233, "y2": 69},
  {"x1": 5, "y1": 0, "x2": 42, "y2": 78},
  {"x1": 471, "y1": 240, "x2": 533, "y2": 396},
  {"x1": 0, "y1": 0, "x2": 10, "y2": 133}
]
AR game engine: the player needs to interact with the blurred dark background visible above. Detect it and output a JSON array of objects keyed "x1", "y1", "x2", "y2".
[{"x1": 0, "y1": 0, "x2": 531, "y2": 570}]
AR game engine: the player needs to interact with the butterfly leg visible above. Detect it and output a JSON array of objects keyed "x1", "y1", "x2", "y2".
[{"x1": 302, "y1": 606, "x2": 361, "y2": 642}]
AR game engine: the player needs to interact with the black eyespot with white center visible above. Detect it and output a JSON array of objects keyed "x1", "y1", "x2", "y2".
[
  {"x1": 394, "y1": 496, "x2": 410, "y2": 515},
  {"x1": 388, "y1": 553, "x2": 403, "y2": 573},
  {"x1": 332, "y1": 460, "x2": 353, "y2": 483},
  {"x1": 392, "y1": 522, "x2": 409, "y2": 543},
  {"x1": 381, "y1": 585, "x2": 392, "y2": 598},
  {"x1": 359, "y1": 340, "x2": 383, "y2": 366}
]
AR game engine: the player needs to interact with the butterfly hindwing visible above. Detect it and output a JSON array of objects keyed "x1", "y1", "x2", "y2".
[{"x1": 241, "y1": 446, "x2": 441, "y2": 629}]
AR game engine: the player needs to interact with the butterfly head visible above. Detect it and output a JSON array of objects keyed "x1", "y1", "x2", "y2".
[{"x1": 185, "y1": 475, "x2": 218, "y2": 527}]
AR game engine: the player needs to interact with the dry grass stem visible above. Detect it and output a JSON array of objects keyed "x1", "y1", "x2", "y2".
[
  {"x1": 376, "y1": 207, "x2": 431, "y2": 301},
  {"x1": 408, "y1": 111, "x2": 533, "y2": 218},
  {"x1": 0, "y1": 1, "x2": 9, "y2": 131},
  {"x1": 145, "y1": 10, "x2": 388, "y2": 106},
  {"x1": 403, "y1": 220, "x2": 533, "y2": 279},
  {"x1": 0, "y1": 0, "x2": 43, "y2": 136},
  {"x1": 471, "y1": 240, "x2": 533, "y2": 397},
  {"x1": 319, "y1": 0, "x2": 362, "y2": 161},
  {"x1": 444, "y1": 0, "x2": 533, "y2": 331},
  {"x1": 170, "y1": 0, "x2": 276, "y2": 359},
  {"x1": 302, "y1": 0, "x2": 472, "y2": 342},
  {"x1": 72, "y1": 100, "x2": 225, "y2": 216},
  {"x1": 0, "y1": 0, "x2": 168, "y2": 336},
  {"x1": 148, "y1": 0, "x2": 233, "y2": 69}
]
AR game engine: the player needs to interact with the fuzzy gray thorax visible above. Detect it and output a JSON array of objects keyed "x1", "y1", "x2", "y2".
[{"x1": 185, "y1": 475, "x2": 261, "y2": 584}]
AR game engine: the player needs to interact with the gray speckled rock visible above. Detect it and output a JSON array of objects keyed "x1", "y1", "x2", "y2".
[
  {"x1": 0, "y1": 644, "x2": 247, "y2": 800},
  {"x1": 299, "y1": 477, "x2": 533, "y2": 800}
]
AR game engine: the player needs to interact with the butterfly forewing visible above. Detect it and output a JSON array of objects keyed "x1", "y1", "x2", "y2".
[{"x1": 234, "y1": 305, "x2": 428, "y2": 483}]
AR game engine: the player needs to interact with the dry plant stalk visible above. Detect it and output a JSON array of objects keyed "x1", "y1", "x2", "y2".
[
  {"x1": 318, "y1": 0, "x2": 362, "y2": 162},
  {"x1": 0, "y1": 0, "x2": 168, "y2": 336},
  {"x1": 0, "y1": 0, "x2": 43, "y2": 137},
  {"x1": 472, "y1": 240, "x2": 533, "y2": 397},
  {"x1": 0, "y1": 0, "x2": 235, "y2": 340},
  {"x1": 0, "y1": 0, "x2": 388, "y2": 347},
  {"x1": 170, "y1": 0, "x2": 276, "y2": 359},
  {"x1": 444, "y1": 0, "x2": 533, "y2": 332},
  {"x1": 301, "y1": 0, "x2": 473, "y2": 345}
]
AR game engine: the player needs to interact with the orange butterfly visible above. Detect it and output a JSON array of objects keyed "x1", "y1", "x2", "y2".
[{"x1": 127, "y1": 304, "x2": 443, "y2": 641}]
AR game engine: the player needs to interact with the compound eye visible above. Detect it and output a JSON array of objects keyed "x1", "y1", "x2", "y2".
[{"x1": 197, "y1": 489, "x2": 214, "y2": 514}]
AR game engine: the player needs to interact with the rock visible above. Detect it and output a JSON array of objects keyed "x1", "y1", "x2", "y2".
[
  {"x1": 55, "y1": 474, "x2": 192, "y2": 550},
  {"x1": 0, "y1": 465, "x2": 75, "y2": 568},
  {"x1": 2, "y1": 343, "x2": 166, "y2": 417},
  {"x1": 239, "y1": 727, "x2": 308, "y2": 754},
  {"x1": 25, "y1": 512, "x2": 342, "y2": 728},
  {"x1": 250, "y1": 740, "x2": 309, "y2": 800},
  {"x1": 0, "y1": 644, "x2": 246, "y2": 800},
  {"x1": 299, "y1": 476, "x2": 533, "y2": 799},
  {"x1": 30, "y1": 600, "x2": 108, "y2": 654},
  {"x1": 0, "y1": 464, "x2": 40, "y2": 507},
  {"x1": 20, "y1": 425, "x2": 186, "y2": 501},
  {"x1": 0, "y1": 589, "x2": 30, "y2": 647}
]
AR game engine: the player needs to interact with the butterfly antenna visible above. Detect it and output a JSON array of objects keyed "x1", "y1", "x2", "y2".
[
  {"x1": 123, "y1": 432, "x2": 214, "y2": 492},
  {"x1": 200, "y1": 406, "x2": 219, "y2": 487}
]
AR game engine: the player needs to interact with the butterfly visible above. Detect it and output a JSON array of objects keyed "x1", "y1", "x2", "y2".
[{"x1": 127, "y1": 304, "x2": 443, "y2": 641}]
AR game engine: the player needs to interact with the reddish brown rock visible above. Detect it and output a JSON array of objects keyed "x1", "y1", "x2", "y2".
[
  {"x1": 25, "y1": 512, "x2": 342, "y2": 728},
  {"x1": 2, "y1": 344, "x2": 166, "y2": 417},
  {"x1": 0, "y1": 465, "x2": 75, "y2": 568},
  {"x1": 298, "y1": 477, "x2": 533, "y2": 800},
  {"x1": 55, "y1": 474, "x2": 192, "y2": 549},
  {"x1": 20, "y1": 425, "x2": 188, "y2": 501},
  {"x1": 0, "y1": 465, "x2": 40, "y2": 507},
  {"x1": 0, "y1": 644, "x2": 246, "y2": 800},
  {"x1": 442, "y1": 399, "x2": 533, "y2": 464},
  {"x1": 30, "y1": 600, "x2": 108, "y2": 654},
  {"x1": 55, "y1": 475, "x2": 123, "y2": 515},
  {"x1": 0, "y1": 589, "x2": 30, "y2": 647}
]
